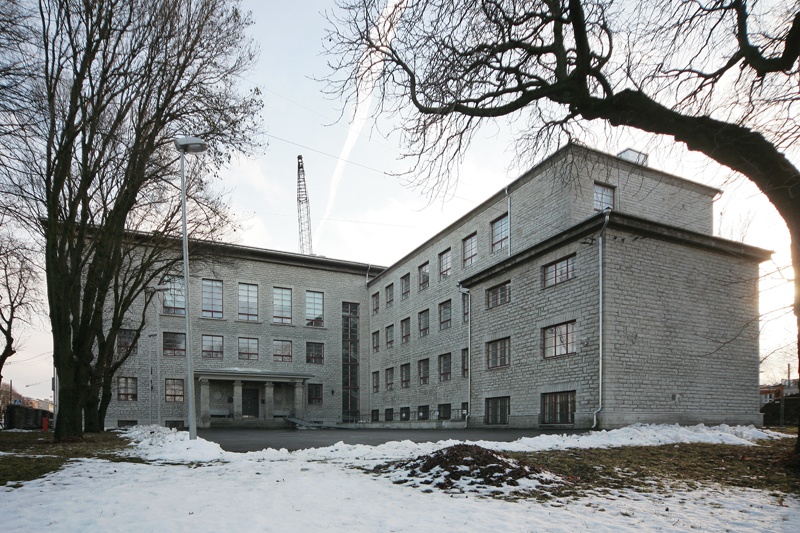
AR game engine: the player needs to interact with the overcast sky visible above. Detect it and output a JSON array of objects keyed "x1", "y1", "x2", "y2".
[{"x1": 5, "y1": 0, "x2": 795, "y2": 401}]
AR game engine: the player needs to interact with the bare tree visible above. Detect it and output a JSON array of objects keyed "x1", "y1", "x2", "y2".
[
  {"x1": 325, "y1": 0, "x2": 800, "y2": 455},
  {"x1": 0, "y1": 218, "x2": 39, "y2": 398},
  {"x1": 0, "y1": 0, "x2": 261, "y2": 440}
]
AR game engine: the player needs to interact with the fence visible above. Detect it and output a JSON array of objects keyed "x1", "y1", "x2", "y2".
[{"x1": 2, "y1": 404, "x2": 53, "y2": 430}]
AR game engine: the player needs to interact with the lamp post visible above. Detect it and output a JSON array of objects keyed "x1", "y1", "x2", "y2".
[{"x1": 174, "y1": 136, "x2": 208, "y2": 440}]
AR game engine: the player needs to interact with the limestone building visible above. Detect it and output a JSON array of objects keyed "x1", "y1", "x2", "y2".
[{"x1": 106, "y1": 144, "x2": 770, "y2": 430}]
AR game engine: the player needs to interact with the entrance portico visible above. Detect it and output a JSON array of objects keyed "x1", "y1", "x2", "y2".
[{"x1": 195, "y1": 369, "x2": 313, "y2": 428}]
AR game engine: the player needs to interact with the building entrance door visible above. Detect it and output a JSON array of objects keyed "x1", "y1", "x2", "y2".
[{"x1": 242, "y1": 389, "x2": 259, "y2": 418}]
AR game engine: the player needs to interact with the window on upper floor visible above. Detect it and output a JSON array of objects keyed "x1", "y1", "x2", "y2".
[
  {"x1": 462, "y1": 233, "x2": 478, "y2": 267},
  {"x1": 385, "y1": 284, "x2": 394, "y2": 308},
  {"x1": 418, "y1": 262, "x2": 429, "y2": 290},
  {"x1": 372, "y1": 371, "x2": 379, "y2": 393},
  {"x1": 385, "y1": 367, "x2": 394, "y2": 391},
  {"x1": 116, "y1": 329, "x2": 138, "y2": 356},
  {"x1": 418, "y1": 358, "x2": 429, "y2": 385},
  {"x1": 491, "y1": 214, "x2": 509, "y2": 253},
  {"x1": 273, "y1": 339, "x2": 292, "y2": 362},
  {"x1": 401, "y1": 317, "x2": 411, "y2": 343},
  {"x1": 400, "y1": 363, "x2": 410, "y2": 388},
  {"x1": 594, "y1": 182, "x2": 615, "y2": 211},
  {"x1": 418, "y1": 309, "x2": 430, "y2": 337},
  {"x1": 385, "y1": 324, "x2": 395, "y2": 348},
  {"x1": 439, "y1": 299, "x2": 452, "y2": 330},
  {"x1": 202, "y1": 279, "x2": 223, "y2": 318},
  {"x1": 462, "y1": 293, "x2": 470, "y2": 323},
  {"x1": 486, "y1": 281, "x2": 511, "y2": 308},
  {"x1": 543, "y1": 255, "x2": 576, "y2": 288},
  {"x1": 439, "y1": 248, "x2": 451, "y2": 280},
  {"x1": 238, "y1": 283, "x2": 258, "y2": 321},
  {"x1": 117, "y1": 377, "x2": 137, "y2": 401},
  {"x1": 273, "y1": 287, "x2": 292, "y2": 324},
  {"x1": 543, "y1": 321, "x2": 576, "y2": 358},
  {"x1": 162, "y1": 276, "x2": 185, "y2": 315},
  {"x1": 487, "y1": 337, "x2": 510, "y2": 369},
  {"x1": 305, "y1": 291, "x2": 323, "y2": 327},
  {"x1": 372, "y1": 292, "x2": 380, "y2": 315},
  {"x1": 238, "y1": 337, "x2": 258, "y2": 361},
  {"x1": 306, "y1": 342, "x2": 324, "y2": 364},
  {"x1": 401, "y1": 274, "x2": 411, "y2": 300},
  {"x1": 461, "y1": 348, "x2": 469, "y2": 378},
  {"x1": 439, "y1": 353, "x2": 451, "y2": 382},
  {"x1": 201, "y1": 334, "x2": 223, "y2": 359},
  {"x1": 372, "y1": 331, "x2": 380, "y2": 353},
  {"x1": 308, "y1": 384, "x2": 323, "y2": 405},
  {"x1": 163, "y1": 332, "x2": 185, "y2": 357}
]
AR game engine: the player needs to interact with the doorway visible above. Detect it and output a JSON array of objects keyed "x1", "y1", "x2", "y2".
[{"x1": 242, "y1": 388, "x2": 259, "y2": 418}]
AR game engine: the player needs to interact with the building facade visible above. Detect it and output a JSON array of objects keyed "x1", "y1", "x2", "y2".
[{"x1": 106, "y1": 144, "x2": 770, "y2": 430}]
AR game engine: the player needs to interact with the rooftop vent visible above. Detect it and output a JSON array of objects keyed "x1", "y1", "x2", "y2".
[{"x1": 617, "y1": 148, "x2": 648, "y2": 166}]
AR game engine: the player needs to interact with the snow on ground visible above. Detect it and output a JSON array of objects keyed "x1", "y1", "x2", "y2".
[{"x1": 1, "y1": 424, "x2": 798, "y2": 532}]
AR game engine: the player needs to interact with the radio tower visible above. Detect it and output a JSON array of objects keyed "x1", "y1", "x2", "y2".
[{"x1": 296, "y1": 155, "x2": 313, "y2": 255}]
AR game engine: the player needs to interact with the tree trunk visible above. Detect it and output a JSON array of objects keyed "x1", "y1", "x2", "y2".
[{"x1": 53, "y1": 351, "x2": 84, "y2": 441}]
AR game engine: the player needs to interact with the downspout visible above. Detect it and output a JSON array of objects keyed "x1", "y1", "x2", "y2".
[
  {"x1": 592, "y1": 208, "x2": 612, "y2": 429},
  {"x1": 458, "y1": 283, "x2": 471, "y2": 426},
  {"x1": 505, "y1": 186, "x2": 512, "y2": 257},
  {"x1": 365, "y1": 264, "x2": 371, "y2": 287}
]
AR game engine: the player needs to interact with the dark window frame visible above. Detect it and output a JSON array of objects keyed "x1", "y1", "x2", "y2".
[
  {"x1": 491, "y1": 213, "x2": 509, "y2": 253},
  {"x1": 117, "y1": 376, "x2": 137, "y2": 401},
  {"x1": 238, "y1": 337, "x2": 259, "y2": 361},
  {"x1": 272, "y1": 339, "x2": 292, "y2": 362},
  {"x1": 201, "y1": 334, "x2": 224, "y2": 359},
  {"x1": 462, "y1": 233, "x2": 478, "y2": 267},
  {"x1": 306, "y1": 342, "x2": 324, "y2": 364},
  {"x1": 201, "y1": 279, "x2": 223, "y2": 319},
  {"x1": 487, "y1": 337, "x2": 511, "y2": 369}
]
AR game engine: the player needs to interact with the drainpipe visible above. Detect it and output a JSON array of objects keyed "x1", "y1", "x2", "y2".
[
  {"x1": 592, "y1": 208, "x2": 612, "y2": 430},
  {"x1": 505, "y1": 186, "x2": 512, "y2": 257},
  {"x1": 365, "y1": 264, "x2": 371, "y2": 286},
  {"x1": 457, "y1": 283, "x2": 471, "y2": 426}
]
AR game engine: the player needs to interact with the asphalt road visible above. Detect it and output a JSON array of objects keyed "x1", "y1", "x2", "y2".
[{"x1": 197, "y1": 427, "x2": 588, "y2": 452}]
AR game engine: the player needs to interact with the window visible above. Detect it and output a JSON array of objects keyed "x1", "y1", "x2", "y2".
[
  {"x1": 462, "y1": 233, "x2": 478, "y2": 267},
  {"x1": 461, "y1": 348, "x2": 469, "y2": 378},
  {"x1": 165, "y1": 379, "x2": 184, "y2": 402},
  {"x1": 385, "y1": 367, "x2": 394, "y2": 391},
  {"x1": 543, "y1": 321, "x2": 577, "y2": 358},
  {"x1": 439, "y1": 353, "x2": 451, "y2": 382},
  {"x1": 385, "y1": 324, "x2": 395, "y2": 348},
  {"x1": 306, "y1": 342, "x2": 324, "y2": 364},
  {"x1": 202, "y1": 334, "x2": 223, "y2": 359},
  {"x1": 116, "y1": 329, "x2": 138, "y2": 356},
  {"x1": 543, "y1": 255, "x2": 576, "y2": 288},
  {"x1": 238, "y1": 283, "x2": 258, "y2": 321},
  {"x1": 541, "y1": 391, "x2": 576, "y2": 425},
  {"x1": 385, "y1": 284, "x2": 394, "y2": 308},
  {"x1": 400, "y1": 363, "x2": 410, "y2": 389},
  {"x1": 162, "y1": 276, "x2": 185, "y2": 315},
  {"x1": 401, "y1": 318, "x2": 411, "y2": 343},
  {"x1": 308, "y1": 384, "x2": 323, "y2": 405},
  {"x1": 418, "y1": 262, "x2": 429, "y2": 290},
  {"x1": 418, "y1": 358, "x2": 429, "y2": 385},
  {"x1": 372, "y1": 371, "x2": 380, "y2": 393},
  {"x1": 385, "y1": 408, "x2": 394, "y2": 422},
  {"x1": 400, "y1": 406, "x2": 410, "y2": 421},
  {"x1": 439, "y1": 300, "x2": 452, "y2": 330},
  {"x1": 341, "y1": 303, "x2": 360, "y2": 422},
  {"x1": 487, "y1": 281, "x2": 511, "y2": 308},
  {"x1": 273, "y1": 340, "x2": 292, "y2": 362},
  {"x1": 485, "y1": 396, "x2": 510, "y2": 424},
  {"x1": 418, "y1": 309, "x2": 429, "y2": 337},
  {"x1": 305, "y1": 291, "x2": 324, "y2": 327},
  {"x1": 371, "y1": 410, "x2": 379, "y2": 422},
  {"x1": 202, "y1": 279, "x2": 223, "y2": 318},
  {"x1": 418, "y1": 405, "x2": 429, "y2": 420},
  {"x1": 238, "y1": 337, "x2": 258, "y2": 360},
  {"x1": 487, "y1": 337, "x2": 510, "y2": 368},
  {"x1": 372, "y1": 331, "x2": 380, "y2": 353},
  {"x1": 439, "y1": 248, "x2": 451, "y2": 279},
  {"x1": 117, "y1": 420, "x2": 138, "y2": 428},
  {"x1": 163, "y1": 332, "x2": 185, "y2": 357},
  {"x1": 462, "y1": 293, "x2": 470, "y2": 323},
  {"x1": 273, "y1": 287, "x2": 292, "y2": 324},
  {"x1": 117, "y1": 377, "x2": 137, "y2": 401},
  {"x1": 401, "y1": 274, "x2": 410, "y2": 300},
  {"x1": 438, "y1": 403, "x2": 451, "y2": 420},
  {"x1": 491, "y1": 214, "x2": 509, "y2": 253},
  {"x1": 372, "y1": 292, "x2": 380, "y2": 315},
  {"x1": 594, "y1": 182, "x2": 615, "y2": 211}
]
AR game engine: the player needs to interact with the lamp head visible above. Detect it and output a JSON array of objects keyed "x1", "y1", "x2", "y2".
[{"x1": 174, "y1": 136, "x2": 208, "y2": 154}]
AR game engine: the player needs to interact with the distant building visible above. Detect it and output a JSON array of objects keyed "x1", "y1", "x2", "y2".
[{"x1": 104, "y1": 144, "x2": 770, "y2": 430}]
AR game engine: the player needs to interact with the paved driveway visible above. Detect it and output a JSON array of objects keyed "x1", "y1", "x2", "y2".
[{"x1": 198, "y1": 427, "x2": 588, "y2": 452}]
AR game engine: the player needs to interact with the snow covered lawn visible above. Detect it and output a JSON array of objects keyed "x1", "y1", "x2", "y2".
[{"x1": 1, "y1": 424, "x2": 798, "y2": 532}]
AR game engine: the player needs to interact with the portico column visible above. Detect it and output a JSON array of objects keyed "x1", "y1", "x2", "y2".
[
  {"x1": 293, "y1": 382, "x2": 305, "y2": 420},
  {"x1": 262, "y1": 382, "x2": 273, "y2": 421},
  {"x1": 199, "y1": 378, "x2": 210, "y2": 428},
  {"x1": 233, "y1": 380, "x2": 242, "y2": 421}
]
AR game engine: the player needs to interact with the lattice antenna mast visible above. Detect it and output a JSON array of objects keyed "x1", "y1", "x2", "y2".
[{"x1": 297, "y1": 155, "x2": 313, "y2": 255}]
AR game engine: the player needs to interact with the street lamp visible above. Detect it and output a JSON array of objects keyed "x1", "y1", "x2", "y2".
[{"x1": 174, "y1": 136, "x2": 208, "y2": 439}]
